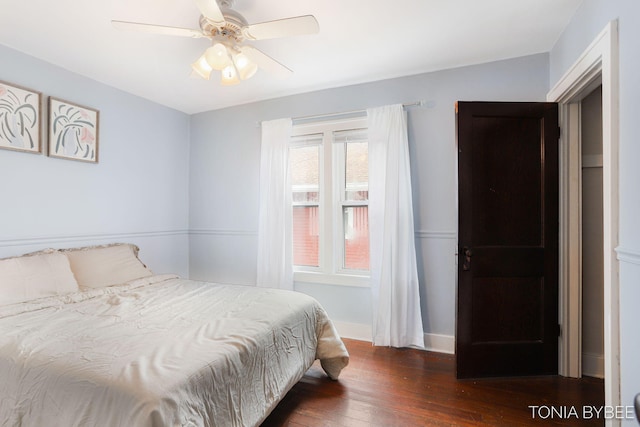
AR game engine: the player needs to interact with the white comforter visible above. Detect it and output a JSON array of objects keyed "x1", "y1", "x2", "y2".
[{"x1": 0, "y1": 275, "x2": 349, "y2": 427}]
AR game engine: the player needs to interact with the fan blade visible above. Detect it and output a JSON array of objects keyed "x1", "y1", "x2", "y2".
[
  {"x1": 112, "y1": 20, "x2": 206, "y2": 38},
  {"x1": 194, "y1": 0, "x2": 225, "y2": 25},
  {"x1": 243, "y1": 15, "x2": 319, "y2": 40},
  {"x1": 240, "y1": 45, "x2": 292, "y2": 79}
]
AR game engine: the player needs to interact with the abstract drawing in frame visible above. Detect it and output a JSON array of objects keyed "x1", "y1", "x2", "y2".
[
  {"x1": 0, "y1": 80, "x2": 42, "y2": 154},
  {"x1": 48, "y1": 97, "x2": 99, "y2": 163}
]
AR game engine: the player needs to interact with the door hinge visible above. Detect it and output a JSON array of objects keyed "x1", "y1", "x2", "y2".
[
  {"x1": 557, "y1": 126, "x2": 561, "y2": 140},
  {"x1": 556, "y1": 324, "x2": 562, "y2": 337}
]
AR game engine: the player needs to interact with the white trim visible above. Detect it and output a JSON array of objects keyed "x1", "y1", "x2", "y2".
[
  {"x1": 414, "y1": 230, "x2": 456, "y2": 239},
  {"x1": 547, "y1": 20, "x2": 620, "y2": 424},
  {"x1": 293, "y1": 271, "x2": 370, "y2": 288},
  {"x1": 291, "y1": 117, "x2": 368, "y2": 137},
  {"x1": 582, "y1": 352, "x2": 605, "y2": 379},
  {"x1": 615, "y1": 247, "x2": 640, "y2": 265},
  {"x1": 333, "y1": 321, "x2": 455, "y2": 355},
  {"x1": 423, "y1": 333, "x2": 455, "y2": 354},
  {"x1": 189, "y1": 229, "x2": 257, "y2": 236},
  {"x1": 0, "y1": 229, "x2": 189, "y2": 248},
  {"x1": 557, "y1": 101, "x2": 584, "y2": 379},
  {"x1": 332, "y1": 321, "x2": 372, "y2": 341},
  {"x1": 547, "y1": 22, "x2": 613, "y2": 102}
]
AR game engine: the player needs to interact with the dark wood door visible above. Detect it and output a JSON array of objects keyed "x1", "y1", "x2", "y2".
[{"x1": 456, "y1": 101, "x2": 559, "y2": 379}]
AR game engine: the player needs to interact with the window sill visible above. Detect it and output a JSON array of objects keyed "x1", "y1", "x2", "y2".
[{"x1": 293, "y1": 271, "x2": 370, "y2": 288}]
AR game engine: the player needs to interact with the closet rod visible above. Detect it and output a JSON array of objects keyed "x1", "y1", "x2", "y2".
[{"x1": 291, "y1": 100, "x2": 426, "y2": 123}]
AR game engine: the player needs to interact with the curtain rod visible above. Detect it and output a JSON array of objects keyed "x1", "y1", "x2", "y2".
[
  {"x1": 291, "y1": 100, "x2": 427, "y2": 124},
  {"x1": 258, "y1": 100, "x2": 431, "y2": 127}
]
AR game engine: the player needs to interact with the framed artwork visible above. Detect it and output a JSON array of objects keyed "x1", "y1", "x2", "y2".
[
  {"x1": 0, "y1": 80, "x2": 42, "y2": 154},
  {"x1": 48, "y1": 97, "x2": 99, "y2": 163}
]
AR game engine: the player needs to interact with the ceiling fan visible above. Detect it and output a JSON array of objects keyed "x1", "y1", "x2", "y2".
[{"x1": 112, "y1": 0, "x2": 319, "y2": 85}]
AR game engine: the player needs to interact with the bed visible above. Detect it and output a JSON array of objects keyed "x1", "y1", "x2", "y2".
[{"x1": 0, "y1": 244, "x2": 349, "y2": 427}]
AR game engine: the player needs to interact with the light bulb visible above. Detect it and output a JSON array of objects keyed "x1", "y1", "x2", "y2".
[
  {"x1": 220, "y1": 64, "x2": 240, "y2": 86},
  {"x1": 232, "y1": 53, "x2": 258, "y2": 80},
  {"x1": 205, "y1": 43, "x2": 231, "y2": 70},
  {"x1": 191, "y1": 54, "x2": 212, "y2": 80}
]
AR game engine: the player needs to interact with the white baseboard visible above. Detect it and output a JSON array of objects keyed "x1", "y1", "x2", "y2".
[
  {"x1": 423, "y1": 333, "x2": 455, "y2": 354},
  {"x1": 332, "y1": 321, "x2": 455, "y2": 355},
  {"x1": 333, "y1": 321, "x2": 372, "y2": 342},
  {"x1": 582, "y1": 352, "x2": 605, "y2": 378}
]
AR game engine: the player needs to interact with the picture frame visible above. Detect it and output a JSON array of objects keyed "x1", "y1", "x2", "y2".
[
  {"x1": 48, "y1": 97, "x2": 99, "y2": 163},
  {"x1": 0, "y1": 80, "x2": 42, "y2": 154}
]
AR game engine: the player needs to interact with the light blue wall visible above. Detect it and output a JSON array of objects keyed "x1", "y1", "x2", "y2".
[
  {"x1": 189, "y1": 53, "x2": 550, "y2": 339},
  {"x1": 0, "y1": 44, "x2": 191, "y2": 276},
  {"x1": 550, "y1": 0, "x2": 640, "y2": 421}
]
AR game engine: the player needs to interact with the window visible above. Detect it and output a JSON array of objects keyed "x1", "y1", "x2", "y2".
[
  {"x1": 289, "y1": 117, "x2": 369, "y2": 287},
  {"x1": 290, "y1": 137, "x2": 321, "y2": 267}
]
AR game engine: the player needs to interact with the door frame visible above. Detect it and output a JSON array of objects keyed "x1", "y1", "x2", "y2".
[{"x1": 547, "y1": 20, "x2": 619, "y2": 421}]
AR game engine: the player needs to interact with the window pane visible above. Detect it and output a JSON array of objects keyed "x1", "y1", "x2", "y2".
[
  {"x1": 290, "y1": 145, "x2": 319, "y2": 203},
  {"x1": 293, "y1": 206, "x2": 319, "y2": 267},
  {"x1": 343, "y1": 206, "x2": 369, "y2": 270},
  {"x1": 345, "y1": 141, "x2": 368, "y2": 201},
  {"x1": 290, "y1": 144, "x2": 320, "y2": 267}
]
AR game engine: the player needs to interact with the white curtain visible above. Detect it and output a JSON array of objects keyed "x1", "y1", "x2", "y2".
[
  {"x1": 367, "y1": 104, "x2": 424, "y2": 348},
  {"x1": 256, "y1": 118, "x2": 293, "y2": 290}
]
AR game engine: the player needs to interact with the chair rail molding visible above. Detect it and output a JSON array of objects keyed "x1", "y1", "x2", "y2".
[
  {"x1": 0, "y1": 229, "x2": 189, "y2": 248},
  {"x1": 189, "y1": 228, "x2": 258, "y2": 236},
  {"x1": 615, "y1": 247, "x2": 640, "y2": 265},
  {"x1": 414, "y1": 230, "x2": 456, "y2": 239}
]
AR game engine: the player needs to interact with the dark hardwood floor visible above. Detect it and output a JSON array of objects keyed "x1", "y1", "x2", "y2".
[{"x1": 262, "y1": 338, "x2": 604, "y2": 426}]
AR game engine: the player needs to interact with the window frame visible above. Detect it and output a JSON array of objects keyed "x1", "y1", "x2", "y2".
[{"x1": 290, "y1": 116, "x2": 370, "y2": 288}]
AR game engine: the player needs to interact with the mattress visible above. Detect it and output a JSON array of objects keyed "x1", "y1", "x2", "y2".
[{"x1": 0, "y1": 274, "x2": 349, "y2": 426}]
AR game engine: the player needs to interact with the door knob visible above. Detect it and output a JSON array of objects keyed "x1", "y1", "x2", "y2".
[{"x1": 462, "y1": 247, "x2": 472, "y2": 271}]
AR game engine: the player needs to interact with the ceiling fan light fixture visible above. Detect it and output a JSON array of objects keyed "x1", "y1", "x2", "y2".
[
  {"x1": 114, "y1": 0, "x2": 319, "y2": 86},
  {"x1": 191, "y1": 54, "x2": 213, "y2": 79},
  {"x1": 232, "y1": 52, "x2": 258, "y2": 80},
  {"x1": 221, "y1": 64, "x2": 240, "y2": 85},
  {"x1": 205, "y1": 43, "x2": 231, "y2": 70}
]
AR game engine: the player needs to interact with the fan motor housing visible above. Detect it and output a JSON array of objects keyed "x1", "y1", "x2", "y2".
[{"x1": 199, "y1": 8, "x2": 247, "y2": 41}]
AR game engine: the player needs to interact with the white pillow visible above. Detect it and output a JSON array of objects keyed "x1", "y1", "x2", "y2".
[
  {"x1": 63, "y1": 244, "x2": 153, "y2": 289},
  {"x1": 0, "y1": 252, "x2": 79, "y2": 305}
]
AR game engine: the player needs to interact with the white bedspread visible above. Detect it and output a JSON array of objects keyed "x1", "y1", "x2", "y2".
[{"x1": 0, "y1": 275, "x2": 349, "y2": 427}]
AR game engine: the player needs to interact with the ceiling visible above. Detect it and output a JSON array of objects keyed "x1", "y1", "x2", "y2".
[{"x1": 0, "y1": 0, "x2": 582, "y2": 114}]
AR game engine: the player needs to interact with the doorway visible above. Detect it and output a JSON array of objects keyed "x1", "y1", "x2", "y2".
[
  {"x1": 547, "y1": 20, "x2": 619, "y2": 418},
  {"x1": 581, "y1": 86, "x2": 605, "y2": 379}
]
